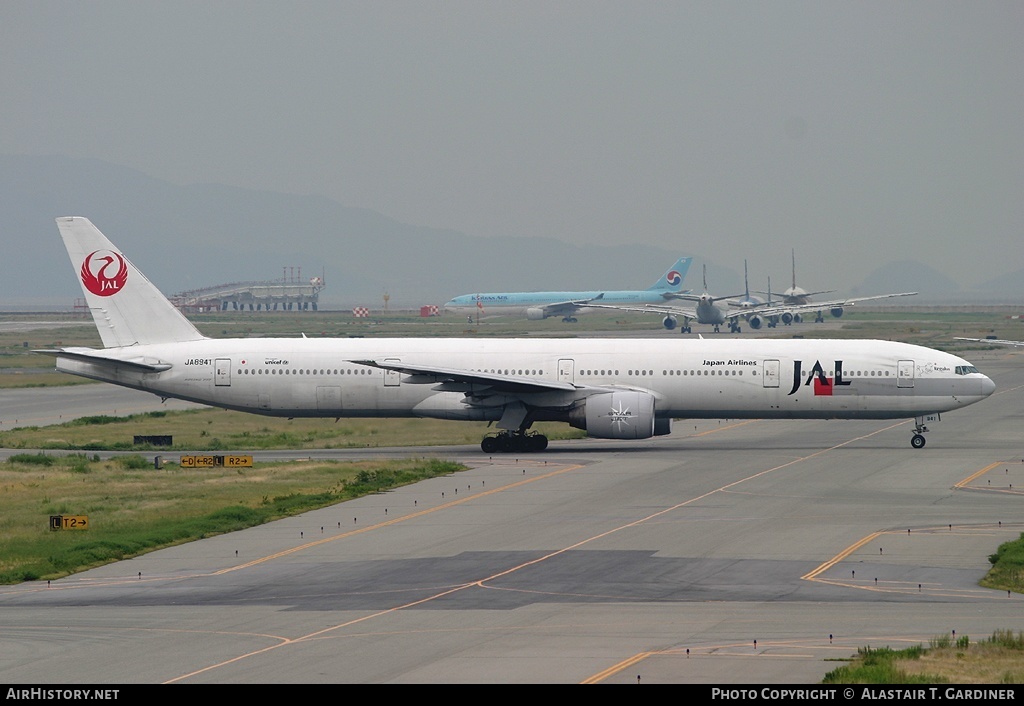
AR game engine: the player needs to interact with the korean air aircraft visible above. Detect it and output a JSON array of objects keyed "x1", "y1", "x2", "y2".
[
  {"x1": 38, "y1": 217, "x2": 994, "y2": 453},
  {"x1": 443, "y1": 257, "x2": 693, "y2": 322}
]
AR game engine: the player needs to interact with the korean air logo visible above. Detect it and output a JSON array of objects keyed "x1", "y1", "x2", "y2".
[
  {"x1": 666, "y1": 270, "x2": 682, "y2": 286},
  {"x1": 80, "y1": 250, "x2": 128, "y2": 297}
]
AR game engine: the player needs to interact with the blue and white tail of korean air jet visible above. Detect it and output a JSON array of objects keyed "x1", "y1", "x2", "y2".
[
  {"x1": 647, "y1": 257, "x2": 692, "y2": 292},
  {"x1": 444, "y1": 256, "x2": 692, "y2": 323}
]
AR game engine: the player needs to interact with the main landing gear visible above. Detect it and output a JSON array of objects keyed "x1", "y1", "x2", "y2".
[
  {"x1": 561, "y1": 316, "x2": 578, "y2": 323},
  {"x1": 481, "y1": 430, "x2": 549, "y2": 453}
]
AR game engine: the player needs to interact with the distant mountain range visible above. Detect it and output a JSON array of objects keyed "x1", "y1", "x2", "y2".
[{"x1": 3, "y1": 154, "x2": 1022, "y2": 310}]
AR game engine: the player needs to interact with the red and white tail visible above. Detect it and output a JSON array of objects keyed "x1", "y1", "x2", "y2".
[{"x1": 56, "y1": 217, "x2": 206, "y2": 348}]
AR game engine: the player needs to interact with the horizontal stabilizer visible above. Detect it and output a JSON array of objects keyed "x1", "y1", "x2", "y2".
[{"x1": 33, "y1": 347, "x2": 173, "y2": 372}]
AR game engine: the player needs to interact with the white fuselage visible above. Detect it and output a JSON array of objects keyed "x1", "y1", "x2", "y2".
[{"x1": 55, "y1": 337, "x2": 993, "y2": 423}]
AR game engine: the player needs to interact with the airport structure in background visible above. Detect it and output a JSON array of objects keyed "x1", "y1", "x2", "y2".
[{"x1": 168, "y1": 267, "x2": 325, "y2": 313}]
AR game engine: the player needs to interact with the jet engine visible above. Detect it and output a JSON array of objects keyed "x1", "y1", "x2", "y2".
[
  {"x1": 662, "y1": 315, "x2": 677, "y2": 330},
  {"x1": 747, "y1": 314, "x2": 763, "y2": 330},
  {"x1": 830, "y1": 306, "x2": 845, "y2": 318},
  {"x1": 526, "y1": 308, "x2": 548, "y2": 321},
  {"x1": 568, "y1": 390, "x2": 660, "y2": 439},
  {"x1": 779, "y1": 311, "x2": 803, "y2": 325}
]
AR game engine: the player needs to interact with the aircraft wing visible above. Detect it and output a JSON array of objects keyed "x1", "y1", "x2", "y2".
[
  {"x1": 662, "y1": 290, "x2": 748, "y2": 303},
  {"x1": 580, "y1": 302, "x2": 700, "y2": 320},
  {"x1": 751, "y1": 292, "x2": 918, "y2": 317},
  {"x1": 658, "y1": 289, "x2": 694, "y2": 300},
  {"x1": 534, "y1": 293, "x2": 605, "y2": 318},
  {"x1": 820, "y1": 292, "x2": 917, "y2": 307},
  {"x1": 954, "y1": 338, "x2": 1024, "y2": 347},
  {"x1": 354, "y1": 357, "x2": 667, "y2": 432},
  {"x1": 659, "y1": 292, "x2": 703, "y2": 302},
  {"x1": 351, "y1": 359, "x2": 580, "y2": 394}
]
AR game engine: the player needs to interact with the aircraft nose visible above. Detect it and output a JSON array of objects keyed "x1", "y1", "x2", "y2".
[{"x1": 981, "y1": 375, "x2": 996, "y2": 397}]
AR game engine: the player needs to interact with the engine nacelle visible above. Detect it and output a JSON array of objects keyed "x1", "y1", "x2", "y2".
[
  {"x1": 780, "y1": 311, "x2": 794, "y2": 325},
  {"x1": 747, "y1": 314, "x2": 763, "y2": 330},
  {"x1": 526, "y1": 307, "x2": 548, "y2": 321},
  {"x1": 830, "y1": 306, "x2": 844, "y2": 318},
  {"x1": 569, "y1": 390, "x2": 657, "y2": 439},
  {"x1": 793, "y1": 313, "x2": 803, "y2": 323},
  {"x1": 662, "y1": 315, "x2": 677, "y2": 330}
]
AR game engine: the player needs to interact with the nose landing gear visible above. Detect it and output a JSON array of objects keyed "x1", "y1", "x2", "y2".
[{"x1": 911, "y1": 420, "x2": 929, "y2": 449}]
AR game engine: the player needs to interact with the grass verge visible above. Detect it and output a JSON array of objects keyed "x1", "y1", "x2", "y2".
[
  {"x1": 824, "y1": 535, "x2": 1024, "y2": 683},
  {"x1": 824, "y1": 631, "x2": 1024, "y2": 684},
  {"x1": 0, "y1": 408, "x2": 585, "y2": 450},
  {"x1": 0, "y1": 451, "x2": 464, "y2": 585}
]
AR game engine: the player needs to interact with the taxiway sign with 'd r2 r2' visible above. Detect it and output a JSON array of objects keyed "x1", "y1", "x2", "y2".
[{"x1": 179, "y1": 455, "x2": 253, "y2": 468}]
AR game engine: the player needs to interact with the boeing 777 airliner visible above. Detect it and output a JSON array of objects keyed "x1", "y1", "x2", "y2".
[{"x1": 38, "y1": 217, "x2": 995, "y2": 453}]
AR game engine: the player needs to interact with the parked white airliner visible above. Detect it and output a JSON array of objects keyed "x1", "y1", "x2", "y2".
[{"x1": 38, "y1": 217, "x2": 994, "y2": 452}]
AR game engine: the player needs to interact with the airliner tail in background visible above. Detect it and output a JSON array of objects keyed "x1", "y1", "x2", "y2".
[{"x1": 646, "y1": 257, "x2": 692, "y2": 291}]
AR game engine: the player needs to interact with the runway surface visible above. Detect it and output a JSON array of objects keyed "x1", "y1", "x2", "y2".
[{"x1": 0, "y1": 349, "x2": 1022, "y2": 684}]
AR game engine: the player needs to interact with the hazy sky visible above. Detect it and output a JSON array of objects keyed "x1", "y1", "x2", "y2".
[{"x1": 2, "y1": 1, "x2": 1021, "y2": 290}]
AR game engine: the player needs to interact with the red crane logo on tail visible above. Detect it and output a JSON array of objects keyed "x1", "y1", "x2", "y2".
[{"x1": 81, "y1": 250, "x2": 128, "y2": 297}]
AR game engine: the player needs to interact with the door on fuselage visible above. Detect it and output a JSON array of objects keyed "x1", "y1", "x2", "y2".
[
  {"x1": 317, "y1": 386, "x2": 342, "y2": 412},
  {"x1": 215, "y1": 358, "x2": 231, "y2": 386},
  {"x1": 383, "y1": 358, "x2": 401, "y2": 387},
  {"x1": 557, "y1": 358, "x2": 575, "y2": 383},
  {"x1": 897, "y1": 360, "x2": 914, "y2": 388}
]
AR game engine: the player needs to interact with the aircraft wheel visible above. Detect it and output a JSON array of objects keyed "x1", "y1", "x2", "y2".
[
  {"x1": 911, "y1": 434, "x2": 926, "y2": 449},
  {"x1": 481, "y1": 436, "x2": 499, "y2": 454}
]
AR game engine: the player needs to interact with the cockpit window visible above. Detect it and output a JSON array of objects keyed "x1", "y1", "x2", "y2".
[{"x1": 955, "y1": 365, "x2": 980, "y2": 375}]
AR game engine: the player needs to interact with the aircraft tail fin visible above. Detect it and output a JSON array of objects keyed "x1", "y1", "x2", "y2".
[
  {"x1": 56, "y1": 217, "x2": 207, "y2": 348},
  {"x1": 649, "y1": 257, "x2": 692, "y2": 291}
]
